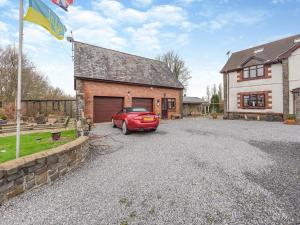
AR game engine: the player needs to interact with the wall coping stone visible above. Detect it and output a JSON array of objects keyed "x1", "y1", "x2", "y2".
[{"x1": 0, "y1": 136, "x2": 88, "y2": 172}]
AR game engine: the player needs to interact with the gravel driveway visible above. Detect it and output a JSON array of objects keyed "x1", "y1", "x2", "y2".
[{"x1": 1, "y1": 118, "x2": 300, "y2": 225}]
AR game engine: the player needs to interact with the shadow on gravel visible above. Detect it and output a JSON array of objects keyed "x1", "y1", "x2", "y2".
[
  {"x1": 130, "y1": 130, "x2": 168, "y2": 136},
  {"x1": 89, "y1": 134, "x2": 124, "y2": 156},
  {"x1": 245, "y1": 140, "x2": 300, "y2": 224},
  {"x1": 185, "y1": 129, "x2": 214, "y2": 136}
]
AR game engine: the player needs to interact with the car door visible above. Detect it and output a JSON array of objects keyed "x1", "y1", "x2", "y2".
[{"x1": 115, "y1": 109, "x2": 125, "y2": 127}]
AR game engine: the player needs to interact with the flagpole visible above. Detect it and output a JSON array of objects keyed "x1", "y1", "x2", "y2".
[{"x1": 16, "y1": 0, "x2": 24, "y2": 158}]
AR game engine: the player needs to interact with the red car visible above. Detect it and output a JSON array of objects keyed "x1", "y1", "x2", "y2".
[{"x1": 112, "y1": 107, "x2": 160, "y2": 135}]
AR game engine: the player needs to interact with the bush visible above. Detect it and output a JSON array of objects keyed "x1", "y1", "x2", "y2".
[
  {"x1": 286, "y1": 114, "x2": 295, "y2": 120},
  {"x1": 210, "y1": 94, "x2": 220, "y2": 113},
  {"x1": 0, "y1": 113, "x2": 7, "y2": 120}
]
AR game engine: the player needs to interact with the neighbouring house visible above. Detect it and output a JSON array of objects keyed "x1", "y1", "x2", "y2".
[
  {"x1": 221, "y1": 34, "x2": 300, "y2": 121},
  {"x1": 183, "y1": 97, "x2": 210, "y2": 117},
  {"x1": 74, "y1": 41, "x2": 184, "y2": 123}
]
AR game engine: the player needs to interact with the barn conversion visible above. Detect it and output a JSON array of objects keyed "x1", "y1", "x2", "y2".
[{"x1": 74, "y1": 41, "x2": 184, "y2": 123}]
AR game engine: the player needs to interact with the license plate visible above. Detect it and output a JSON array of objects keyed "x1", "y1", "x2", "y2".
[{"x1": 144, "y1": 117, "x2": 154, "y2": 122}]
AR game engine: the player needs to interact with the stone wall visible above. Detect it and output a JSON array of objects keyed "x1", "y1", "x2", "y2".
[
  {"x1": 0, "y1": 136, "x2": 89, "y2": 204},
  {"x1": 227, "y1": 112, "x2": 283, "y2": 122}
]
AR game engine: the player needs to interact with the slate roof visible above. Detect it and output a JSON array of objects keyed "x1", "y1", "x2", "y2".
[
  {"x1": 183, "y1": 97, "x2": 208, "y2": 104},
  {"x1": 221, "y1": 34, "x2": 300, "y2": 73},
  {"x1": 74, "y1": 41, "x2": 184, "y2": 89}
]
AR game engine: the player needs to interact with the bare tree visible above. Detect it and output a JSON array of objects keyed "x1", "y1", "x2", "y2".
[
  {"x1": 206, "y1": 85, "x2": 211, "y2": 103},
  {"x1": 156, "y1": 51, "x2": 192, "y2": 91},
  {"x1": 0, "y1": 45, "x2": 69, "y2": 103},
  {"x1": 212, "y1": 84, "x2": 217, "y2": 95}
]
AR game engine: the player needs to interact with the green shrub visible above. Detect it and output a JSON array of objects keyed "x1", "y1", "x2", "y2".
[
  {"x1": 0, "y1": 113, "x2": 7, "y2": 120},
  {"x1": 286, "y1": 114, "x2": 295, "y2": 120}
]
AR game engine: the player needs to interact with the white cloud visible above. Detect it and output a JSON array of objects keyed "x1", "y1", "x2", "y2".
[
  {"x1": 132, "y1": 0, "x2": 153, "y2": 8},
  {"x1": 199, "y1": 10, "x2": 269, "y2": 31},
  {"x1": 126, "y1": 22, "x2": 162, "y2": 53},
  {"x1": 93, "y1": 0, "x2": 191, "y2": 28},
  {"x1": 272, "y1": 0, "x2": 300, "y2": 3},
  {"x1": 0, "y1": 20, "x2": 12, "y2": 47},
  {"x1": 93, "y1": 0, "x2": 146, "y2": 23},
  {"x1": 63, "y1": 6, "x2": 127, "y2": 49},
  {"x1": 92, "y1": 0, "x2": 194, "y2": 52},
  {"x1": 0, "y1": 0, "x2": 7, "y2": 7}
]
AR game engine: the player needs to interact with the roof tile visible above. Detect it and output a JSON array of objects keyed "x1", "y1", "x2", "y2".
[{"x1": 74, "y1": 42, "x2": 184, "y2": 89}]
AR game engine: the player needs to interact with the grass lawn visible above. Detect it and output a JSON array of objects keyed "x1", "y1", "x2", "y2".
[{"x1": 0, "y1": 130, "x2": 77, "y2": 164}]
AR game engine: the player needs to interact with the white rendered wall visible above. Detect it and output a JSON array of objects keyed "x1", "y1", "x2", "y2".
[
  {"x1": 228, "y1": 63, "x2": 283, "y2": 113},
  {"x1": 288, "y1": 47, "x2": 300, "y2": 114}
]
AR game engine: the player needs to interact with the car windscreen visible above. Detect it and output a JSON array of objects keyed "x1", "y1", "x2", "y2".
[{"x1": 126, "y1": 107, "x2": 148, "y2": 113}]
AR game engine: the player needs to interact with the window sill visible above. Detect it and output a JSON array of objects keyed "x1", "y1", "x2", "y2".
[
  {"x1": 239, "y1": 76, "x2": 267, "y2": 82},
  {"x1": 242, "y1": 107, "x2": 266, "y2": 110}
]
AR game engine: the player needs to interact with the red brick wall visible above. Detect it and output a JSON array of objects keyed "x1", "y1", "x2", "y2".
[{"x1": 81, "y1": 80, "x2": 182, "y2": 120}]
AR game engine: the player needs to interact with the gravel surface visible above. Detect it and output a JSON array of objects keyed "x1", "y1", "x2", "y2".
[{"x1": 0, "y1": 118, "x2": 299, "y2": 225}]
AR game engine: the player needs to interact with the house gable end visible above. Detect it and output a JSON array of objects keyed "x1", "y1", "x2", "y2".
[{"x1": 241, "y1": 56, "x2": 267, "y2": 68}]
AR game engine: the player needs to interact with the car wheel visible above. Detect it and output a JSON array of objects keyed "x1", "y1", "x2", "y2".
[
  {"x1": 122, "y1": 122, "x2": 130, "y2": 135},
  {"x1": 112, "y1": 119, "x2": 116, "y2": 128}
]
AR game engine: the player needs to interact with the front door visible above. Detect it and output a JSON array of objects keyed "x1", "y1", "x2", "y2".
[{"x1": 161, "y1": 98, "x2": 168, "y2": 119}]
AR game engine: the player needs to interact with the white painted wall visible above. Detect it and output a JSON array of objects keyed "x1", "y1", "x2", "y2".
[
  {"x1": 288, "y1": 47, "x2": 300, "y2": 114},
  {"x1": 228, "y1": 63, "x2": 283, "y2": 113}
]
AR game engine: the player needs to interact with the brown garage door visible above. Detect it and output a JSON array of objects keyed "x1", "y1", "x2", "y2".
[
  {"x1": 132, "y1": 98, "x2": 153, "y2": 112},
  {"x1": 93, "y1": 97, "x2": 124, "y2": 123}
]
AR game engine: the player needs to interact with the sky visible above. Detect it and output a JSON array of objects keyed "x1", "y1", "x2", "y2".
[{"x1": 0, "y1": 0, "x2": 300, "y2": 98}]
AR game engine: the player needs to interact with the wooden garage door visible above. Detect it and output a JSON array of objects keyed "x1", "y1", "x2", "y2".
[
  {"x1": 93, "y1": 97, "x2": 124, "y2": 123},
  {"x1": 132, "y1": 98, "x2": 153, "y2": 112}
]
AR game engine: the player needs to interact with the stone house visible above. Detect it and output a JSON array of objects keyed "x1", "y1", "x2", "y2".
[
  {"x1": 74, "y1": 41, "x2": 184, "y2": 123},
  {"x1": 183, "y1": 97, "x2": 209, "y2": 117},
  {"x1": 221, "y1": 34, "x2": 300, "y2": 121}
]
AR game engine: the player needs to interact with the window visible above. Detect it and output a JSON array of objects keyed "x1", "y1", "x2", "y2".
[
  {"x1": 243, "y1": 68, "x2": 249, "y2": 79},
  {"x1": 243, "y1": 94, "x2": 265, "y2": 109},
  {"x1": 167, "y1": 98, "x2": 176, "y2": 110},
  {"x1": 243, "y1": 65, "x2": 265, "y2": 79},
  {"x1": 0, "y1": 101, "x2": 2, "y2": 108}
]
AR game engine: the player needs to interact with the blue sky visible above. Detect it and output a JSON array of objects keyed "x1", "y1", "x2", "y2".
[{"x1": 0, "y1": 0, "x2": 299, "y2": 97}]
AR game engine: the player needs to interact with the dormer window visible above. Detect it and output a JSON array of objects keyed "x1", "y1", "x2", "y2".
[
  {"x1": 294, "y1": 38, "x2": 300, "y2": 43},
  {"x1": 243, "y1": 65, "x2": 264, "y2": 80}
]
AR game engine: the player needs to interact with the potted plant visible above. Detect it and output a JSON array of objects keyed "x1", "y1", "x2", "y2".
[
  {"x1": 211, "y1": 112, "x2": 218, "y2": 119},
  {"x1": 285, "y1": 114, "x2": 296, "y2": 125},
  {"x1": 0, "y1": 113, "x2": 7, "y2": 125}
]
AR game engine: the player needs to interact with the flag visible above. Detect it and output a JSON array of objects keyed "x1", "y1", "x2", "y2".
[
  {"x1": 24, "y1": 0, "x2": 67, "y2": 40},
  {"x1": 51, "y1": 0, "x2": 73, "y2": 11}
]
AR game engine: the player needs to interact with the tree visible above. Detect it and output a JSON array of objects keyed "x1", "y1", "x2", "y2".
[
  {"x1": 206, "y1": 85, "x2": 211, "y2": 103},
  {"x1": 156, "y1": 51, "x2": 192, "y2": 91},
  {"x1": 210, "y1": 94, "x2": 220, "y2": 113},
  {"x1": 218, "y1": 83, "x2": 223, "y2": 101},
  {"x1": 0, "y1": 45, "x2": 69, "y2": 103},
  {"x1": 212, "y1": 84, "x2": 217, "y2": 95}
]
